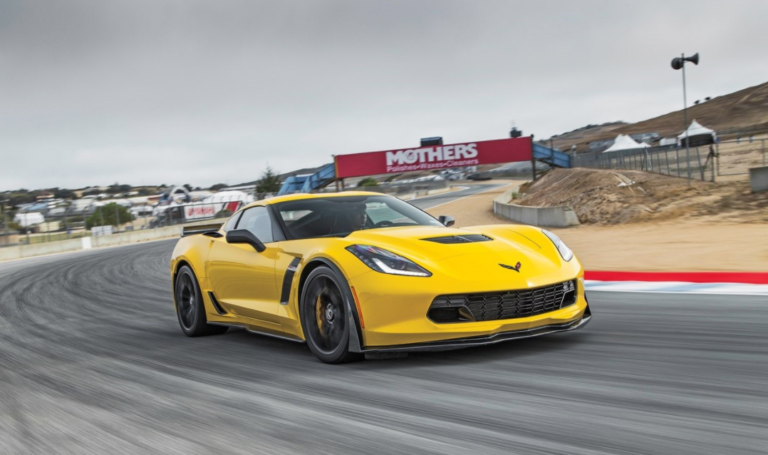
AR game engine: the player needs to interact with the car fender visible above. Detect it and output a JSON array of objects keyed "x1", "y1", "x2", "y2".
[{"x1": 298, "y1": 255, "x2": 365, "y2": 353}]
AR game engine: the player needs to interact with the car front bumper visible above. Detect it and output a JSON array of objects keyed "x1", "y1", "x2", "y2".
[
  {"x1": 350, "y1": 268, "x2": 590, "y2": 350},
  {"x1": 361, "y1": 304, "x2": 591, "y2": 353}
]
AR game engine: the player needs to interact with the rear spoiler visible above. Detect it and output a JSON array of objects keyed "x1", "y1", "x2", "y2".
[{"x1": 181, "y1": 223, "x2": 223, "y2": 237}]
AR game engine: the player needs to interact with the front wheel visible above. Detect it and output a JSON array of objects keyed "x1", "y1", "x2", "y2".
[
  {"x1": 300, "y1": 266, "x2": 361, "y2": 364},
  {"x1": 174, "y1": 265, "x2": 228, "y2": 337}
]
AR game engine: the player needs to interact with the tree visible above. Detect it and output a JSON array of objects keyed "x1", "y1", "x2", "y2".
[
  {"x1": 357, "y1": 177, "x2": 379, "y2": 187},
  {"x1": 53, "y1": 188, "x2": 76, "y2": 199},
  {"x1": 8, "y1": 191, "x2": 38, "y2": 207},
  {"x1": 137, "y1": 188, "x2": 154, "y2": 196},
  {"x1": 256, "y1": 167, "x2": 282, "y2": 194},
  {"x1": 183, "y1": 183, "x2": 193, "y2": 192},
  {"x1": 209, "y1": 183, "x2": 227, "y2": 191},
  {"x1": 86, "y1": 203, "x2": 132, "y2": 229},
  {"x1": 105, "y1": 183, "x2": 132, "y2": 194}
]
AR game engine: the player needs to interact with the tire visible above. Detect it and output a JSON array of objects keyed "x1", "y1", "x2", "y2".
[
  {"x1": 300, "y1": 266, "x2": 362, "y2": 364},
  {"x1": 174, "y1": 265, "x2": 228, "y2": 337}
]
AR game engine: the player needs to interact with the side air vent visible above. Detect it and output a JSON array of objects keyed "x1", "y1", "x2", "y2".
[
  {"x1": 422, "y1": 234, "x2": 492, "y2": 244},
  {"x1": 208, "y1": 292, "x2": 228, "y2": 315}
]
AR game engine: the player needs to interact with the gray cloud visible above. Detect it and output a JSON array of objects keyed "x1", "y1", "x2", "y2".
[{"x1": 2, "y1": 0, "x2": 766, "y2": 190}]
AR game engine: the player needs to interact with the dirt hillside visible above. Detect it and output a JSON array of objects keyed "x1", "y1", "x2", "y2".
[
  {"x1": 424, "y1": 180, "x2": 768, "y2": 271},
  {"x1": 548, "y1": 80, "x2": 768, "y2": 152},
  {"x1": 516, "y1": 168, "x2": 768, "y2": 224}
]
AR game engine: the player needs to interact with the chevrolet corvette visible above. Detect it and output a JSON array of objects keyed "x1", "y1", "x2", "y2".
[{"x1": 170, "y1": 191, "x2": 591, "y2": 363}]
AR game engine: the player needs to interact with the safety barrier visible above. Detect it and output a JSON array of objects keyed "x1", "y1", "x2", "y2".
[
  {"x1": 0, "y1": 225, "x2": 184, "y2": 262},
  {"x1": 492, "y1": 187, "x2": 579, "y2": 228},
  {"x1": 750, "y1": 166, "x2": 768, "y2": 192}
]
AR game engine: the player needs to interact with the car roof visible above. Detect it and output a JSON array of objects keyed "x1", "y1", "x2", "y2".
[{"x1": 241, "y1": 191, "x2": 388, "y2": 210}]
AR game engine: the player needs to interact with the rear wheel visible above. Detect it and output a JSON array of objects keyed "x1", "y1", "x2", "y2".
[
  {"x1": 175, "y1": 265, "x2": 228, "y2": 337},
  {"x1": 300, "y1": 266, "x2": 361, "y2": 364}
]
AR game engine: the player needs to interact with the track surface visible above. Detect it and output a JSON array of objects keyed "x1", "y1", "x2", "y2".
[
  {"x1": 405, "y1": 181, "x2": 507, "y2": 210},
  {"x1": 1, "y1": 202, "x2": 766, "y2": 454}
]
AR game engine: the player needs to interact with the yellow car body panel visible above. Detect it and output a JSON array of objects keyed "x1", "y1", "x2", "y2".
[{"x1": 171, "y1": 192, "x2": 589, "y2": 351}]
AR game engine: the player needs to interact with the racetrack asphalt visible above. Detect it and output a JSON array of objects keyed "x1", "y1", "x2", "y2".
[
  {"x1": 408, "y1": 182, "x2": 508, "y2": 211},
  {"x1": 0, "y1": 190, "x2": 766, "y2": 454}
]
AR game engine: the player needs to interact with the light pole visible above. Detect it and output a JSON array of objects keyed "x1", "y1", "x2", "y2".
[{"x1": 671, "y1": 52, "x2": 699, "y2": 185}]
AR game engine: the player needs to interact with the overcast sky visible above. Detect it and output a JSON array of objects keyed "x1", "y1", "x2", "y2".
[{"x1": 1, "y1": 0, "x2": 766, "y2": 191}]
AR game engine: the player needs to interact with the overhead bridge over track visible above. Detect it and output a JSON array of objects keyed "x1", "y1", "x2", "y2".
[
  {"x1": 277, "y1": 163, "x2": 337, "y2": 195},
  {"x1": 277, "y1": 137, "x2": 571, "y2": 195},
  {"x1": 533, "y1": 143, "x2": 571, "y2": 168}
]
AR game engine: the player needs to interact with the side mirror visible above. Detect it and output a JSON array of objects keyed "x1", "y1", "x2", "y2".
[
  {"x1": 226, "y1": 229, "x2": 266, "y2": 252},
  {"x1": 438, "y1": 215, "x2": 455, "y2": 227}
]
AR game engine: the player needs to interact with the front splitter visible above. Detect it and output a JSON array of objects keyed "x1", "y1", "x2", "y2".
[{"x1": 362, "y1": 310, "x2": 591, "y2": 354}]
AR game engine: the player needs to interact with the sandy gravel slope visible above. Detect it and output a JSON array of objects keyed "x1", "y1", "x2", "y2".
[{"x1": 425, "y1": 180, "x2": 768, "y2": 272}]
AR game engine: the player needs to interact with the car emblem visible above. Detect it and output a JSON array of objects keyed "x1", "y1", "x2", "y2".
[{"x1": 499, "y1": 262, "x2": 522, "y2": 272}]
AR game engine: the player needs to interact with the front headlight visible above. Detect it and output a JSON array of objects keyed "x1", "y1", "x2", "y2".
[
  {"x1": 541, "y1": 230, "x2": 574, "y2": 262},
  {"x1": 346, "y1": 245, "x2": 432, "y2": 277}
]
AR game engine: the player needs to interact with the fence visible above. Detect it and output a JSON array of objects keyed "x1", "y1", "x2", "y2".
[
  {"x1": 573, "y1": 144, "x2": 717, "y2": 182},
  {"x1": 714, "y1": 138, "x2": 767, "y2": 177},
  {"x1": 573, "y1": 137, "x2": 768, "y2": 181}
]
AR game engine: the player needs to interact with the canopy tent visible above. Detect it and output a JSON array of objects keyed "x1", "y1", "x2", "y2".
[
  {"x1": 678, "y1": 120, "x2": 716, "y2": 146},
  {"x1": 203, "y1": 190, "x2": 254, "y2": 205},
  {"x1": 602, "y1": 134, "x2": 649, "y2": 153}
]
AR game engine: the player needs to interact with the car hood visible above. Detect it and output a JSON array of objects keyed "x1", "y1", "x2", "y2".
[{"x1": 344, "y1": 225, "x2": 567, "y2": 286}]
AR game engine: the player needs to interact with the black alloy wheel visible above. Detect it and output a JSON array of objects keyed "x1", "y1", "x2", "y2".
[
  {"x1": 174, "y1": 265, "x2": 228, "y2": 337},
  {"x1": 300, "y1": 266, "x2": 361, "y2": 363}
]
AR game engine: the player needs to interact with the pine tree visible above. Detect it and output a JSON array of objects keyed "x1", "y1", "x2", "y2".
[{"x1": 256, "y1": 167, "x2": 282, "y2": 194}]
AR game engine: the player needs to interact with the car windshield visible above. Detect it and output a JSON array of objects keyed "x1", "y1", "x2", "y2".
[{"x1": 275, "y1": 195, "x2": 444, "y2": 239}]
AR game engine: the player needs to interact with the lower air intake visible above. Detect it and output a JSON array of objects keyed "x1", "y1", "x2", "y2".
[{"x1": 428, "y1": 280, "x2": 577, "y2": 323}]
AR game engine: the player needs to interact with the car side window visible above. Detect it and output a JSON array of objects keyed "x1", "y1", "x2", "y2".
[
  {"x1": 236, "y1": 206, "x2": 274, "y2": 243},
  {"x1": 223, "y1": 212, "x2": 241, "y2": 232}
]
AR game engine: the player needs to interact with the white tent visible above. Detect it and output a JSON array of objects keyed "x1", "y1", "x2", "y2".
[
  {"x1": 14, "y1": 212, "x2": 45, "y2": 227},
  {"x1": 677, "y1": 119, "x2": 716, "y2": 145},
  {"x1": 203, "y1": 190, "x2": 254, "y2": 205},
  {"x1": 602, "y1": 134, "x2": 648, "y2": 153}
]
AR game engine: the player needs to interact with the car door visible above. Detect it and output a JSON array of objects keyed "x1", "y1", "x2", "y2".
[{"x1": 207, "y1": 205, "x2": 281, "y2": 326}]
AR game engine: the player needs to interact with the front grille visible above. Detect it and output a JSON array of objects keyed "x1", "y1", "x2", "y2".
[{"x1": 428, "y1": 280, "x2": 577, "y2": 323}]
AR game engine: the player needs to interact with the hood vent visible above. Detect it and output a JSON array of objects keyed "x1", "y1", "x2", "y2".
[{"x1": 422, "y1": 234, "x2": 492, "y2": 244}]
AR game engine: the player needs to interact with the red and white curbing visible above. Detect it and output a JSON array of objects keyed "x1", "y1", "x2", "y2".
[{"x1": 584, "y1": 271, "x2": 768, "y2": 296}]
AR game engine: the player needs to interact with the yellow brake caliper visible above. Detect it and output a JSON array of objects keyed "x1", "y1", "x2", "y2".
[{"x1": 315, "y1": 288, "x2": 326, "y2": 336}]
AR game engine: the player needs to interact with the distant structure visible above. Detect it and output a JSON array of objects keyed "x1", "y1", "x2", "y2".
[{"x1": 589, "y1": 132, "x2": 659, "y2": 153}]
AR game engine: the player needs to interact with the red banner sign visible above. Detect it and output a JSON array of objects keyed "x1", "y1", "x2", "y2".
[
  {"x1": 183, "y1": 201, "x2": 242, "y2": 222},
  {"x1": 334, "y1": 137, "x2": 532, "y2": 179}
]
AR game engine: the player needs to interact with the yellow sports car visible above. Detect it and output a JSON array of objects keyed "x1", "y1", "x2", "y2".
[{"x1": 170, "y1": 192, "x2": 591, "y2": 363}]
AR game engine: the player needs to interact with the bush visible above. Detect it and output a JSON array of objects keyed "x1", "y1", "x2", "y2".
[
  {"x1": 357, "y1": 177, "x2": 379, "y2": 187},
  {"x1": 86, "y1": 203, "x2": 133, "y2": 229}
]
